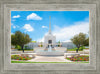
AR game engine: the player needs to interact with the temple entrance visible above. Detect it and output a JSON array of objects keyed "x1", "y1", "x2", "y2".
[
  {"x1": 48, "y1": 40, "x2": 52, "y2": 44},
  {"x1": 48, "y1": 40, "x2": 52, "y2": 48}
]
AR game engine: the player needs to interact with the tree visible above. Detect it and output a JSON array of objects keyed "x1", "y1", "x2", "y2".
[
  {"x1": 71, "y1": 33, "x2": 86, "y2": 53},
  {"x1": 11, "y1": 31, "x2": 31, "y2": 52},
  {"x1": 84, "y1": 37, "x2": 89, "y2": 46},
  {"x1": 58, "y1": 41, "x2": 60, "y2": 47}
]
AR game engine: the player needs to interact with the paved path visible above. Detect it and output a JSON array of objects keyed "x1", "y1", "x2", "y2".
[{"x1": 28, "y1": 56, "x2": 72, "y2": 62}]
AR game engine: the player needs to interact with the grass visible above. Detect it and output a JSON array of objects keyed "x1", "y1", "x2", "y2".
[
  {"x1": 11, "y1": 61, "x2": 89, "y2": 63},
  {"x1": 67, "y1": 49, "x2": 83, "y2": 51},
  {"x1": 67, "y1": 46, "x2": 89, "y2": 51},
  {"x1": 18, "y1": 49, "x2": 33, "y2": 51}
]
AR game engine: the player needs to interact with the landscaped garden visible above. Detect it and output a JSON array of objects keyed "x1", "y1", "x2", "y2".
[
  {"x1": 14, "y1": 45, "x2": 33, "y2": 51},
  {"x1": 11, "y1": 55, "x2": 32, "y2": 60},
  {"x1": 66, "y1": 55, "x2": 89, "y2": 61},
  {"x1": 11, "y1": 61, "x2": 89, "y2": 63}
]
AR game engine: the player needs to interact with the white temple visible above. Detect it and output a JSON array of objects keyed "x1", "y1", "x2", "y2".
[
  {"x1": 24, "y1": 17, "x2": 76, "y2": 51},
  {"x1": 44, "y1": 16, "x2": 56, "y2": 48}
]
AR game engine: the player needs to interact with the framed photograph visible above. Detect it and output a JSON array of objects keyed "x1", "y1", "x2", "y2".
[
  {"x1": 11, "y1": 11, "x2": 89, "y2": 63},
  {"x1": 0, "y1": 0, "x2": 100, "y2": 74}
]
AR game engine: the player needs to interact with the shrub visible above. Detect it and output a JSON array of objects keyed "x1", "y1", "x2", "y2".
[
  {"x1": 79, "y1": 46, "x2": 85, "y2": 51},
  {"x1": 15, "y1": 45, "x2": 21, "y2": 49},
  {"x1": 68, "y1": 46, "x2": 85, "y2": 51},
  {"x1": 24, "y1": 46, "x2": 28, "y2": 49}
]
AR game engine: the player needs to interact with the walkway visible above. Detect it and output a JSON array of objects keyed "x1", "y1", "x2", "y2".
[{"x1": 28, "y1": 56, "x2": 72, "y2": 62}]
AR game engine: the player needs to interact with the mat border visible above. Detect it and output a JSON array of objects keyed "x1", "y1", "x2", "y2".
[{"x1": 0, "y1": 0, "x2": 100, "y2": 74}]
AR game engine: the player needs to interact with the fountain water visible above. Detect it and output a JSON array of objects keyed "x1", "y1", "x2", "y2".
[
  {"x1": 48, "y1": 44, "x2": 52, "y2": 52},
  {"x1": 35, "y1": 45, "x2": 66, "y2": 56}
]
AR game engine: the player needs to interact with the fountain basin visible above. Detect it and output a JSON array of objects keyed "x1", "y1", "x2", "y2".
[
  {"x1": 34, "y1": 46, "x2": 67, "y2": 56},
  {"x1": 36, "y1": 52, "x2": 64, "y2": 56},
  {"x1": 35, "y1": 50, "x2": 66, "y2": 56}
]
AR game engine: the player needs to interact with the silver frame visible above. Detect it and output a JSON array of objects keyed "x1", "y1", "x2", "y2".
[{"x1": 0, "y1": 0, "x2": 100, "y2": 74}]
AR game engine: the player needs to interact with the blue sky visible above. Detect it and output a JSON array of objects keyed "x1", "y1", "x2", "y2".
[{"x1": 11, "y1": 11, "x2": 89, "y2": 42}]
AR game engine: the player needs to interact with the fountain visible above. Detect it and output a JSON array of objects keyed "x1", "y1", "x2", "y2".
[
  {"x1": 34, "y1": 45, "x2": 66, "y2": 56},
  {"x1": 34, "y1": 16, "x2": 67, "y2": 56},
  {"x1": 47, "y1": 44, "x2": 52, "y2": 52}
]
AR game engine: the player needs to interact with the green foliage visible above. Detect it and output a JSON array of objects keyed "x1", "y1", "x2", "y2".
[
  {"x1": 31, "y1": 41, "x2": 36, "y2": 43},
  {"x1": 68, "y1": 46, "x2": 85, "y2": 51},
  {"x1": 71, "y1": 32, "x2": 87, "y2": 53},
  {"x1": 39, "y1": 45, "x2": 43, "y2": 47},
  {"x1": 84, "y1": 37, "x2": 89, "y2": 46},
  {"x1": 79, "y1": 46, "x2": 85, "y2": 50},
  {"x1": 11, "y1": 61, "x2": 89, "y2": 63},
  {"x1": 24, "y1": 45, "x2": 28, "y2": 49},
  {"x1": 17, "y1": 48, "x2": 33, "y2": 51},
  {"x1": 11, "y1": 31, "x2": 32, "y2": 52},
  {"x1": 11, "y1": 35, "x2": 16, "y2": 45},
  {"x1": 58, "y1": 41, "x2": 60, "y2": 43},
  {"x1": 58, "y1": 45, "x2": 60, "y2": 47},
  {"x1": 15, "y1": 45, "x2": 21, "y2": 49}
]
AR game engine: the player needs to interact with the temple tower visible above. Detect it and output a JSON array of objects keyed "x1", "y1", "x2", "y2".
[
  {"x1": 44, "y1": 16, "x2": 56, "y2": 47},
  {"x1": 49, "y1": 16, "x2": 51, "y2": 34}
]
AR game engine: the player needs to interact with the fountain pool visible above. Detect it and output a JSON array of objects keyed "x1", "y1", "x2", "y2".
[{"x1": 35, "y1": 45, "x2": 66, "y2": 56}]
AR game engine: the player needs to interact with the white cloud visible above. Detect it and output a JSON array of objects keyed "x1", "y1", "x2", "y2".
[
  {"x1": 13, "y1": 26, "x2": 16, "y2": 29},
  {"x1": 37, "y1": 37, "x2": 44, "y2": 42},
  {"x1": 36, "y1": 18, "x2": 89, "y2": 42},
  {"x1": 23, "y1": 24, "x2": 34, "y2": 32},
  {"x1": 27, "y1": 13, "x2": 42, "y2": 20},
  {"x1": 42, "y1": 26, "x2": 48, "y2": 29},
  {"x1": 12, "y1": 15, "x2": 20, "y2": 18},
  {"x1": 52, "y1": 21, "x2": 89, "y2": 42},
  {"x1": 12, "y1": 23, "x2": 19, "y2": 29}
]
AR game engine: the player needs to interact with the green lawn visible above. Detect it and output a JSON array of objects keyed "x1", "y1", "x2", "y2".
[
  {"x1": 67, "y1": 49, "x2": 83, "y2": 51},
  {"x1": 11, "y1": 61, "x2": 89, "y2": 63},
  {"x1": 18, "y1": 49, "x2": 33, "y2": 51},
  {"x1": 67, "y1": 46, "x2": 89, "y2": 51}
]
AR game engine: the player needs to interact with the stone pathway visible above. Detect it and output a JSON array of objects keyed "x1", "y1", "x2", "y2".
[{"x1": 28, "y1": 56, "x2": 72, "y2": 62}]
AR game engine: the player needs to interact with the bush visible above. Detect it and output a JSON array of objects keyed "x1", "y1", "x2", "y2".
[
  {"x1": 15, "y1": 45, "x2": 21, "y2": 49},
  {"x1": 79, "y1": 46, "x2": 85, "y2": 51},
  {"x1": 25, "y1": 46, "x2": 28, "y2": 49},
  {"x1": 24, "y1": 49, "x2": 33, "y2": 50},
  {"x1": 68, "y1": 46, "x2": 85, "y2": 51},
  {"x1": 15, "y1": 45, "x2": 33, "y2": 50}
]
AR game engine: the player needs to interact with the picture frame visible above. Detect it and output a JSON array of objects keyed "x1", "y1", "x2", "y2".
[{"x1": 0, "y1": 0, "x2": 100, "y2": 74}]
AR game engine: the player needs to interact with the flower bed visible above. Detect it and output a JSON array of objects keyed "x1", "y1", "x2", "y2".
[
  {"x1": 67, "y1": 55, "x2": 89, "y2": 61},
  {"x1": 11, "y1": 55, "x2": 32, "y2": 60}
]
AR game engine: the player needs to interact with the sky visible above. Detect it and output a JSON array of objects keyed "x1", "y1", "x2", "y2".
[{"x1": 11, "y1": 11, "x2": 89, "y2": 42}]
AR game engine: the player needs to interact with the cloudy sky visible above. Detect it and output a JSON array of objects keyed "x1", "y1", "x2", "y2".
[{"x1": 11, "y1": 11, "x2": 89, "y2": 42}]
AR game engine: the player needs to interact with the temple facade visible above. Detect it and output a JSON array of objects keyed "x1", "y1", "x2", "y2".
[{"x1": 24, "y1": 16, "x2": 76, "y2": 49}]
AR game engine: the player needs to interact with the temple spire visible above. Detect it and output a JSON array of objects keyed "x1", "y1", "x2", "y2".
[{"x1": 49, "y1": 16, "x2": 51, "y2": 34}]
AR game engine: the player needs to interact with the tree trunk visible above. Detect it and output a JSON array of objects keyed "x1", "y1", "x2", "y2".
[
  {"x1": 21, "y1": 45, "x2": 24, "y2": 53},
  {"x1": 76, "y1": 48, "x2": 79, "y2": 53}
]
